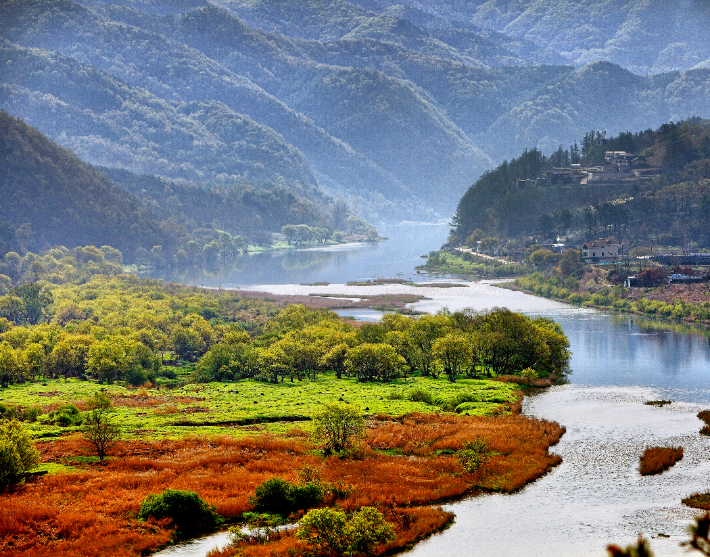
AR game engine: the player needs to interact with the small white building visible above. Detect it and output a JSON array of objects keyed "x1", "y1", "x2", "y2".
[{"x1": 581, "y1": 238, "x2": 621, "y2": 263}]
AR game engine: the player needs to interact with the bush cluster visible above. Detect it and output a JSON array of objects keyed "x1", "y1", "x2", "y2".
[
  {"x1": 138, "y1": 489, "x2": 222, "y2": 537},
  {"x1": 249, "y1": 477, "x2": 324, "y2": 517}
]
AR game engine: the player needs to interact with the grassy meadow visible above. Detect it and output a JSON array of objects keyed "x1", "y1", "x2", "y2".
[{"x1": 4, "y1": 374, "x2": 518, "y2": 442}]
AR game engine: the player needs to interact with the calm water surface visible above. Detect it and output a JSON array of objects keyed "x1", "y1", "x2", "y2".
[{"x1": 154, "y1": 224, "x2": 710, "y2": 557}]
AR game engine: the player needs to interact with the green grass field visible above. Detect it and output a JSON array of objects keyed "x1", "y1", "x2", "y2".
[{"x1": 3, "y1": 374, "x2": 518, "y2": 440}]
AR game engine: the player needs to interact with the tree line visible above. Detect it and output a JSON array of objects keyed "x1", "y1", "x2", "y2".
[{"x1": 0, "y1": 246, "x2": 570, "y2": 388}]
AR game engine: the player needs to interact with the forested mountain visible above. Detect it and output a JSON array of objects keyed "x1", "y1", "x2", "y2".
[
  {"x1": 379, "y1": 0, "x2": 710, "y2": 74},
  {"x1": 0, "y1": 112, "x2": 349, "y2": 262},
  {"x1": 1, "y1": 0, "x2": 709, "y2": 221},
  {"x1": 0, "y1": 111, "x2": 172, "y2": 257},
  {"x1": 450, "y1": 119, "x2": 710, "y2": 251}
]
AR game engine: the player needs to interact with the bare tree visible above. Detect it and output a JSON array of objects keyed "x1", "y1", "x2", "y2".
[{"x1": 82, "y1": 408, "x2": 120, "y2": 461}]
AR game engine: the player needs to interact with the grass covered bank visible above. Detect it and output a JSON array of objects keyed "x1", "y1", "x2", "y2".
[{"x1": 1, "y1": 412, "x2": 564, "y2": 557}]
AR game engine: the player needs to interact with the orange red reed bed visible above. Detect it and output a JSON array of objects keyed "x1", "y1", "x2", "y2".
[
  {"x1": 639, "y1": 446, "x2": 684, "y2": 475},
  {"x1": 1, "y1": 413, "x2": 564, "y2": 557}
]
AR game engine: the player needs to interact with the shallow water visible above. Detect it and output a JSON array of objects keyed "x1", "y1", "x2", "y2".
[{"x1": 404, "y1": 386, "x2": 710, "y2": 557}]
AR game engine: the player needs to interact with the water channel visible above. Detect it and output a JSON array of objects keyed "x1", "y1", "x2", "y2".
[{"x1": 153, "y1": 223, "x2": 710, "y2": 557}]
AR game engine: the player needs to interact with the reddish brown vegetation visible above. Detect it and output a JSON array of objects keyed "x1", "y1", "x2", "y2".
[
  {"x1": 496, "y1": 375, "x2": 554, "y2": 388},
  {"x1": 1, "y1": 413, "x2": 564, "y2": 557},
  {"x1": 698, "y1": 411, "x2": 710, "y2": 435},
  {"x1": 639, "y1": 446, "x2": 684, "y2": 475},
  {"x1": 683, "y1": 492, "x2": 710, "y2": 510},
  {"x1": 235, "y1": 289, "x2": 424, "y2": 311}
]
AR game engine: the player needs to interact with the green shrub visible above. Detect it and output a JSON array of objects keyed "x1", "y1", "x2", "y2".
[
  {"x1": 289, "y1": 483, "x2": 324, "y2": 511},
  {"x1": 456, "y1": 438, "x2": 488, "y2": 473},
  {"x1": 138, "y1": 489, "x2": 222, "y2": 537},
  {"x1": 250, "y1": 478, "x2": 293, "y2": 515},
  {"x1": 250, "y1": 478, "x2": 324, "y2": 516},
  {"x1": 296, "y1": 506, "x2": 394, "y2": 555},
  {"x1": 0, "y1": 403, "x2": 19, "y2": 420},
  {"x1": 520, "y1": 367, "x2": 538, "y2": 379},
  {"x1": 0, "y1": 420, "x2": 40, "y2": 488},
  {"x1": 47, "y1": 404, "x2": 83, "y2": 426},
  {"x1": 452, "y1": 402, "x2": 476, "y2": 414},
  {"x1": 407, "y1": 387, "x2": 434, "y2": 405}
]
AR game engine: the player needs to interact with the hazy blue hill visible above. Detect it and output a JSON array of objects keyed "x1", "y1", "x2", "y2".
[
  {"x1": 2, "y1": 0, "x2": 709, "y2": 223},
  {"x1": 402, "y1": 0, "x2": 710, "y2": 74},
  {"x1": 286, "y1": 65, "x2": 492, "y2": 199},
  {"x1": 101, "y1": 167, "x2": 332, "y2": 242},
  {"x1": 0, "y1": 1, "x2": 415, "y2": 216},
  {"x1": 347, "y1": 0, "x2": 568, "y2": 66},
  {"x1": 0, "y1": 111, "x2": 172, "y2": 258},
  {"x1": 0, "y1": 43, "x2": 322, "y2": 198},
  {"x1": 484, "y1": 61, "x2": 710, "y2": 160},
  {"x1": 213, "y1": 0, "x2": 487, "y2": 66}
]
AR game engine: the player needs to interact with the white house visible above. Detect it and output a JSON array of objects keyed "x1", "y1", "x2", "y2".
[{"x1": 581, "y1": 238, "x2": 621, "y2": 263}]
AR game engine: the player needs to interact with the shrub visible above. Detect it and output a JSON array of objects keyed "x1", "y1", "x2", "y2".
[
  {"x1": 289, "y1": 483, "x2": 324, "y2": 511},
  {"x1": 0, "y1": 420, "x2": 40, "y2": 488},
  {"x1": 312, "y1": 403, "x2": 365, "y2": 454},
  {"x1": 683, "y1": 492, "x2": 710, "y2": 510},
  {"x1": 456, "y1": 438, "x2": 488, "y2": 473},
  {"x1": 408, "y1": 387, "x2": 434, "y2": 405},
  {"x1": 138, "y1": 489, "x2": 222, "y2": 537},
  {"x1": 250, "y1": 477, "x2": 324, "y2": 516},
  {"x1": 296, "y1": 506, "x2": 394, "y2": 555},
  {"x1": 296, "y1": 507, "x2": 349, "y2": 552},
  {"x1": 639, "y1": 446, "x2": 683, "y2": 475},
  {"x1": 698, "y1": 410, "x2": 710, "y2": 433},
  {"x1": 47, "y1": 404, "x2": 83, "y2": 426},
  {"x1": 520, "y1": 367, "x2": 538, "y2": 379},
  {"x1": 250, "y1": 478, "x2": 294, "y2": 516}
]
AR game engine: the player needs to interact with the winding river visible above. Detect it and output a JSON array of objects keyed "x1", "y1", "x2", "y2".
[{"x1": 153, "y1": 223, "x2": 710, "y2": 557}]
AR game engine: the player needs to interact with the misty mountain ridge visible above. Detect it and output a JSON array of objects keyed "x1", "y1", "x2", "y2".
[{"x1": 1, "y1": 0, "x2": 709, "y2": 222}]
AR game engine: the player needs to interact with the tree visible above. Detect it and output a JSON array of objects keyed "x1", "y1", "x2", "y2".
[
  {"x1": 559, "y1": 249, "x2": 583, "y2": 278},
  {"x1": 312, "y1": 403, "x2": 364, "y2": 453},
  {"x1": 0, "y1": 420, "x2": 40, "y2": 489},
  {"x1": 432, "y1": 333, "x2": 471, "y2": 382},
  {"x1": 405, "y1": 314, "x2": 449, "y2": 377},
  {"x1": 12, "y1": 283, "x2": 52, "y2": 325},
  {"x1": 320, "y1": 343, "x2": 350, "y2": 379},
  {"x1": 82, "y1": 407, "x2": 121, "y2": 460},
  {"x1": 0, "y1": 341, "x2": 22, "y2": 386},
  {"x1": 87, "y1": 337, "x2": 128, "y2": 384},
  {"x1": 344, "y1": 343, "x2": 405, "y2": 382}
]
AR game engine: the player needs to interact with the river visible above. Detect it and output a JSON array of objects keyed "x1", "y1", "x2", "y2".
[{"x1": 153, "y1": 223, "x2": 710, "y2": 557}]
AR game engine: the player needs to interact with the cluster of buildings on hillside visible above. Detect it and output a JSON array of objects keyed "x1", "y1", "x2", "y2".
[{"x1": 522, "y1": 151, "x2": 654, "y2": 187}]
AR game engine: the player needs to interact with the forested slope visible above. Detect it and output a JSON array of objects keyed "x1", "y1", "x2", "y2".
[
  {"x1": 1, "y1": 0, "x2": 709, "y2": 220},
  {"x1": 450, "y1": 119, "x2": 710, "y2": 251},
  {"x1": 0, "y1": 111, "x2": 171, "y2": 258}
]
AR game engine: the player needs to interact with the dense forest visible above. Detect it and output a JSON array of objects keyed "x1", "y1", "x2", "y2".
[
  {"x1": 0, "y1": 112, "x2": 375, "y2": 263},
  {"x1": 0, "y1": 245, "x2": 570, "y2": 389},
  {"x1": 450, "y1": 119, "x2": 710, "y2": 251},
  {"x1": 1, "y1": 0, "x2": 709, "y2": 219},
  {"x1": 0, "y1": 112, "x2": 172, "y2": 259}
]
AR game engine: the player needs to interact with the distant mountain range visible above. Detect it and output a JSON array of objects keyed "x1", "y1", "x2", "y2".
[{"x1": 1, "y1": 0, "x2": 709, "y2": 221}]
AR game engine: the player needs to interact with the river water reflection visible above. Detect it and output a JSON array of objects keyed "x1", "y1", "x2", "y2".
[{"x1": 152, "y1": 225, "x2": 710, "y2": 557}]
